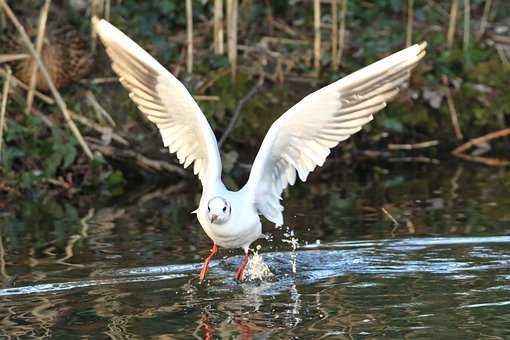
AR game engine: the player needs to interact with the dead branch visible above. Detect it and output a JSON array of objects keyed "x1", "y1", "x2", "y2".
[
  {"x1": 452, "y1": 128, "x2": 510, "y2": 155},
  {"x1": 388, "y1": 140, "x2": 439, "y2": 150},
  {"x1": 218, "y1": 75, "x2": 264, "y2": 148},
  {"x1": 0, "y1": 54, "x2": 30, "y2": 63},
  {"x1": 68, "y1": 109, "x2": 129, "y2": 146},
  {"x1": 88, "y1": 140, "x2": 187, "y2": 176},
  {"x1": 0, "y1": 0, "x2": 94, "y2": 159},
  {"x1": 85, "y1": 90, "x2": 116, "y2": 127},
  {"x1": 452, "y1": 153, "x2": 509, "y2": 166},
  {"x1": 0, "y1": 68, "x2": 54, "y2": 105},
  {"x1": 442, "y1": 75, "x2": 463, "y2": 140}
]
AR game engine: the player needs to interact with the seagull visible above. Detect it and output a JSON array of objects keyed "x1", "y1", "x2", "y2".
[{"x1": 93, "y1": 18, "x2": 426, "y2": 282}]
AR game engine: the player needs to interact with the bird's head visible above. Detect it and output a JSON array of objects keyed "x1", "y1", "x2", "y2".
[{"x1": 207, "y1": 196, "x2": 231, "y2": 224}]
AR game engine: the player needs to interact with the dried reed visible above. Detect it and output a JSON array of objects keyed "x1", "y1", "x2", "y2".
[
  {"x1": 463, "y1": 0, "x2": 470, "y2": 52},
  {"x1": 104, "y1": 0, "x2": 111, "y2": 21},
  {"x1": 406, "y1": 0, "x2": 414, "y2": 47},
  {"x1": 447, "y1": 0, "x2": 459, "y2": 48},
  {"x1": 227, "y1": 0, "x2": 238, "y2": 80},
  {"x1": 331, "y1": 0, "x2": 338, "y2": 70},
  {"x1": 0, "y1": 67, "x2": 54, "y2": 104},
  {"x1": 337, "y1": 0, "x2": 347, "y2": 67},
  {"x1": 186, "y1": 0, "x2": 193, "y2": 73},
  {"x1": 214, "y1": 0, "x2": 224, "y2": 54},
  {"x1": 0, "y1": 0, "x2": 93, "y2": 159},
  {"x1": 0, "y1": 67, "x2": 11, "y2": 155},
  {"x1": 477, "y1": 0, "x2": 492, "y2": 40},
  {"x1": 0, "y1": 54, "x2": 30, "y2": 63},
  {"x1": 26, "y1": 0, "x2": 51, "y2": 114},
  {"x1": 314, "y1": 0, "x2": 321, "y2": 73},
  {"x1": 90, "y1": 0, "x2": 103, "y2": 53}
]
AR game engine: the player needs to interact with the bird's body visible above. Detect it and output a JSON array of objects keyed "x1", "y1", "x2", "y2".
[
  {"x1": 93, "y1": 17, "x2": 426, "y2": 282},
  {"x1": 197, "y1": 184, "x2": 262, "y2": 251}
]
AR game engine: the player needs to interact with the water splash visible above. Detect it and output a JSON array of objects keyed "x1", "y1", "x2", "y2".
[
  {"x1": 282, "y1": 227, "x2": 299, "y2": 274},
  {"x1": 244, "y1": 245, "x2": 274, "y2": 281}
]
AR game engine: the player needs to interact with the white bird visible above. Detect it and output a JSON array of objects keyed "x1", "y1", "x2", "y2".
[{"x1": 93, "y1": 18, "x2": 426, "y2": 282}]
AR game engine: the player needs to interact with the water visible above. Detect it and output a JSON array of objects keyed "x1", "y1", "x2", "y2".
[{"x1": 1, "y1": 163, "x2": 510, "y2": 338}]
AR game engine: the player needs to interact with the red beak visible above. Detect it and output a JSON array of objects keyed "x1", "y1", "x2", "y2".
[{"x1": 210, "y1": 214, "x2": 218, "y2": 222}]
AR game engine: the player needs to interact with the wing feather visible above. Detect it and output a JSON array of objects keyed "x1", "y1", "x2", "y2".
[
  {"x1": 93, "y1": 18, "x2": 221, "y2": 186},
  {"x1": 245, "y1": 42, "x2": 427, "y2": 226}
]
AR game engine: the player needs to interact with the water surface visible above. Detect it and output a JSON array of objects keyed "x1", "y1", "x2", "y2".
[{"x1": 1, "y1": 163, "x2": 509, "y2": 338}]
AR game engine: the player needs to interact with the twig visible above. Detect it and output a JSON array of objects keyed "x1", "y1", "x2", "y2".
[
  {"x1": 382, "y1": 207, "x2": 400, "y2": 227},
  {"x1": 1, "y1": 0, "x2": 94, "y2": 159},
  {"x1": 88, "y1": 140, "x2": 187, "y2": 176},
  {"x1": 218, "y1": 75, "x2": 264, "y2": 148},
  {"x1": 186, "y1": 0, "x2": 193, "y2": 73},
  {"x1": 0, "y1": 67, "x2": 11, "y2": 155},
  {"x1": 227, "y1": 0, "x2": 238, "y2": 80},
  {"x1": 337, "y1": 0, "x2": 347, "y2": 67},
  {"x1": 463, "y1": 0, "x2": 470, "y2": 52},
  {"x1": 0, "y1": 68, "x2": 54, "y2": 104},
  {"x1": 260, "y1": 36, "x2": 308, "y2": 46},
  {"x1": 388, "y1": 140, "x2": 439, "y2": 150},
  {"x1": 389, "y1": 156, "x2": 440, "y2": 164},
  {"x1": 477, "y1": 0, "x2": 492, "y2": 40},
  {"x1": 193, "y1": 95, "x2": 220, "y2": 101},
  {"x1": 80, "y1": 77, "x2": 118, "y2": 85},
  {"x1": 442, "y1": 75, "x2": 463, "y2": 140},
  {"x1": 0, "y1": 53, "x2": 30, "y2": 63},
  {"x1": 496, "y1": 45, "x2": 509, "y2": 65},
  {"x1": 26, "y1": 0, "x2": 51, "y2": 114},
  {"x1": 447, "y1": 0, "x2": 459, "y2": 49},
  {"x1": 452, "y1": 128, "x2": 510, "y2": 155},
  {"x1": 85, "y1": 90, "x2": 116, "y2": 127},
  {"x1": 313, "y1": 0, "x2": 321, "y2": 74},
  {"x1": 452, "y1": 153, "x2": 509, "y2": 166},
  {"x1": 406, "y1": 0, "x2": 414, "y2": 47},
  {"x1": 69, "y1": 109, "x2": 128, "y2": 145},
  {"x1": 331, "y1": 0, "x2": 338, "y2": 70},
  {"x1": 214, "y1": 0, "x2": 224, "y2": 54}
]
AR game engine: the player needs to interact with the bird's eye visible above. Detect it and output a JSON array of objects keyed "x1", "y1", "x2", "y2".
[{"x1": 222, "y1": 206, "x2": 227, "y2": 212}]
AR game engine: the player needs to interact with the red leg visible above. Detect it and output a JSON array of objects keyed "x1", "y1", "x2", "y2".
[
  {"x1": 234, "y1": 252, "x2": 250, "y2": 281},
  {"x1": 200, "y1": 244, "x2": 218, "y2": 283}
]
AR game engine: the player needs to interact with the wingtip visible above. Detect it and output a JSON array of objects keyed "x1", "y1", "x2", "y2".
[{"x1": 418, "y1": 41, "x2": 428, "y2": 51}]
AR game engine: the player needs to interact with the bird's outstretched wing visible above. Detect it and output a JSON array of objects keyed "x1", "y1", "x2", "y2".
[
  {"x1": 93, "y1": 18, "x2": 221, "y2": 186},
  {"x1": 245, "y1": 42, "x2": 427, "y2": 226}
]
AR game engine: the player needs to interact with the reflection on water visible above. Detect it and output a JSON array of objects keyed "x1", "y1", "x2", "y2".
[{"x1": 0, "y1": 163, "x2": 509, "y2": 338}]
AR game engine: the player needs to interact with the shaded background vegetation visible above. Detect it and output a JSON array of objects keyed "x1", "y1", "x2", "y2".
[{"x1": 0, "y1": 0, "x2": 509, "y2": 203}]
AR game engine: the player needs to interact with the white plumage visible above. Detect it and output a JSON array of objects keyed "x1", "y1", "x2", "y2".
[{"x1": 93, "y1": 18, "x2": 426, "y2": 281}]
